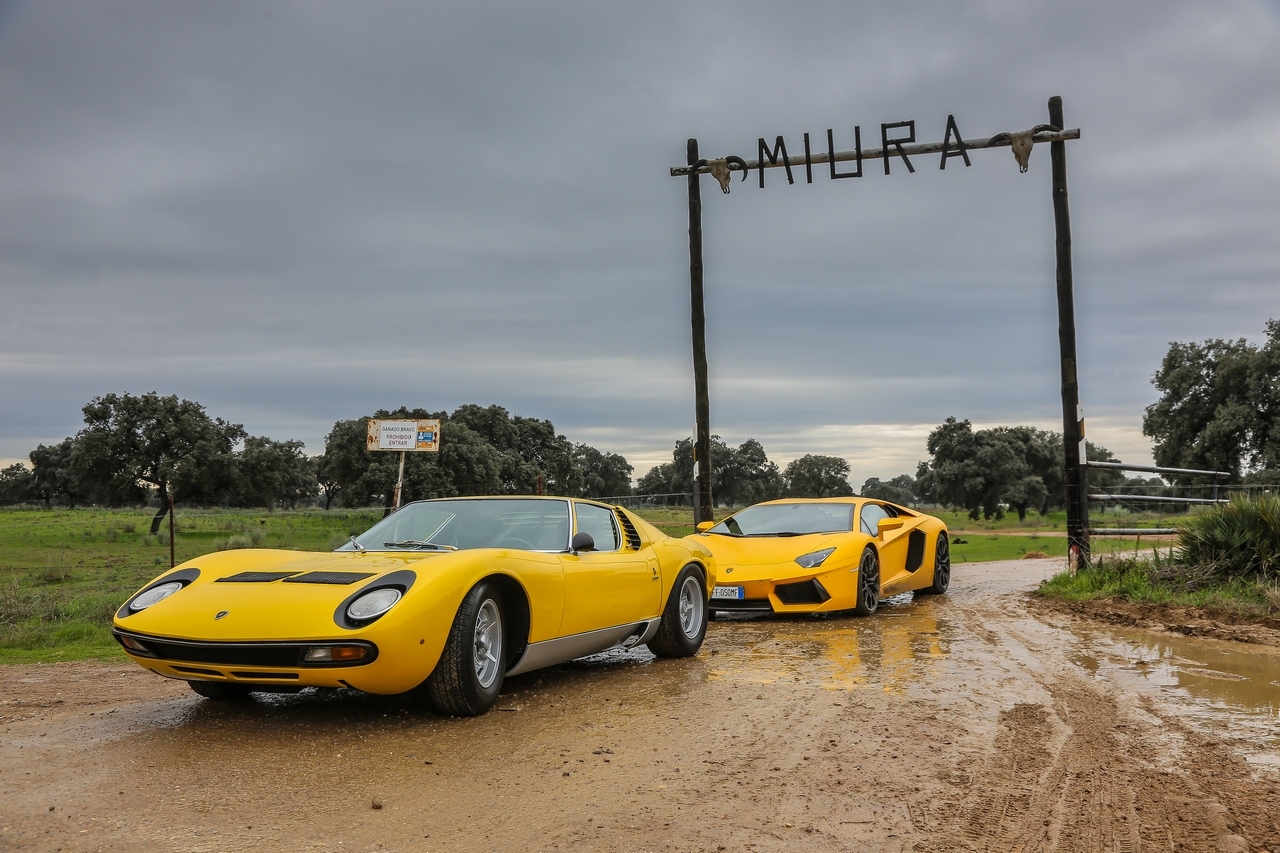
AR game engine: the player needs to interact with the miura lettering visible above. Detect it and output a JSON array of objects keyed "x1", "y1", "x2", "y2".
[{"x1": 745, "y1": 116, "x2": 969, "y2": 188}]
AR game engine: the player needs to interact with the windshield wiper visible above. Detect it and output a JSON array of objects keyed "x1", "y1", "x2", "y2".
[
  {"x1": 382, "y1": 540, "x2": 458, "y2": 551},
  {"x1": 707, "y1": 530, "x2": 743, "y2": 536}
]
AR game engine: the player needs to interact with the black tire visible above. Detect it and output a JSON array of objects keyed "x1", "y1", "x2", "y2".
[
  {"x1": 188, "y1": 680, "x2": 253, "y2": 701},
  {"x1": 852, "y1": 547, "x2": 880, "y2": 616},
  {"x1": 426, "y1": 580, "x2": 506, "y2": 716},
  {"x1": 917, "y1": 532, "x2": 951, "y2": 596},
  {"x1": 646, "y1": 564, "x2": 708, "y2": 658}
]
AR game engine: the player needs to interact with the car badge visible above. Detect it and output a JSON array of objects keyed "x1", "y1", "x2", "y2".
[
  {"x1": 724, "y1": 567, "x2": 733, "y2": 574},
  {"x1": 214, "y1": 610, "x2": 229, "y2": 620}
]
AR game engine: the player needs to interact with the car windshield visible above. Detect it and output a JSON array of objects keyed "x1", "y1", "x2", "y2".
[
  {"x1": 338, "y1": 499, "x2": 571, "y2": 552},
  {"x1": 707, "y1": 503, "x2": 853, "y2": 537}
]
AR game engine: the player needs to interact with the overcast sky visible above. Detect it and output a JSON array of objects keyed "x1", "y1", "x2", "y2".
[{"x1": 2, "y1": 0, "x2": 1278, "y2": 487}]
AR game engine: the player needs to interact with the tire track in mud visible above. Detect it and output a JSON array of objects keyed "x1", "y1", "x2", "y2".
[{"x1": 919, "y1": 593, "x2": 1278, "y2": 853}]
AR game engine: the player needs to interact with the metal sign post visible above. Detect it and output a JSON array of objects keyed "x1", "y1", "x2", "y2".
[
  {"x1": 671, "y1": 98, "x2": 1086, "y2": 555},
  {"x1": 366, "y1": 418, "x2": 442, "y2": 513}
]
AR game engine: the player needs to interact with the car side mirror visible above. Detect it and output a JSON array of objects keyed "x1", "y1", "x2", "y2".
[
  {"x1": 571, "y1": 532, "x2": 595, "y2": 553},
  {"x1": 876, "y1": 517, "x2": 905, "y2": 537},
  {"x1": 696, "y1": 521, "x2": 714, "y2": 533}
]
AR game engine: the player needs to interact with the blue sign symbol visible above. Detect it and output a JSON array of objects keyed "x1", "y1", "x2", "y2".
[{"x1": 418, "y1": 431, "x2": 435, "y2": 442}]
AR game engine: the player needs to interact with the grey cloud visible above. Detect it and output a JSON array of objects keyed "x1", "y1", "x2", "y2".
[{"x1": 2, "y1": 0, "x2": 1277, "y2": 484}]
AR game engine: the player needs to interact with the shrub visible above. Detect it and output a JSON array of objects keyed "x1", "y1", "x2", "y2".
[
  {"x1": 1175, "y1": 494, "x2": 1280, "y2": 582},
  {"x1": 213, "y1": 528, "x2": 267, "y2": 551}
]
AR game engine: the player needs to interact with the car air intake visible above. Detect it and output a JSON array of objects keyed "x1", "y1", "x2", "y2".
[
  {"x1": 708, "y1": 598, "x2": 773, "y2": 613},
  {"x1": 906, "y1": 530, "x2": 926, "y2": 572},
  {"x1": 282, "y1": 572, "x2": 375, "y2": 585},
  {"x1": 775, "y1": 579, "x2": 831, "y2": 606}
]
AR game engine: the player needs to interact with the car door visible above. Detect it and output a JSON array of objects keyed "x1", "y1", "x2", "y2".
[
  {"x1": 558, "y1": 502, "x2": 659, "y2": 637},
  {"x1": 860, "y1": 503, "x2": 928, "y2": 595}
]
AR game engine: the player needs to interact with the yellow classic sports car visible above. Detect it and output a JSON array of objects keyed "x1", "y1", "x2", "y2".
[
  {"x1": 692, "y1": 497, "x2": 949, "y2": 616},
  {"x1": 113, "y1": 497, "x2": 715, "y2": 715}
]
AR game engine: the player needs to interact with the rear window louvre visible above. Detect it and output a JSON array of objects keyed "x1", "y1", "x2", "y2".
[{"x1": 614, "y1": 509, "x2": 642, "y2": 550}]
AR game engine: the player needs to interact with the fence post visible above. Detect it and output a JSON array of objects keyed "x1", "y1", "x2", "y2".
[
  {"x1": 1049, "y1": 96, "x2": 1089, "y2": 564},
  {"x1": 687, "y1": 138, "x2": 714, "y2": 525},
  {"x1": 168, "y1": 493, "x2": 176, "y2": 569}
]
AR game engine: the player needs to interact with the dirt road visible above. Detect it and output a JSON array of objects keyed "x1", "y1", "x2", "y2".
[{"x1": 3, "y1": 558, "x2": 1279, "y2": 852}]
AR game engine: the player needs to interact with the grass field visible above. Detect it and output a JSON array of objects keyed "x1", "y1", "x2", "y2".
[
  {"x1": 0, "y1": 504, "x2": 1186, "y2": 664},
  {"x1": 0, "y1": 507, "x2": 382, "y2": 664},
  {"x1": 1038, "y1": 555, "x2": 1279, "y2": 617}
]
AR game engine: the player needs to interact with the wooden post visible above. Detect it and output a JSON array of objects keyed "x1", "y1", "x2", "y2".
[
  {"x1": 1049, "y1": 96, "x2": 1089, "y2": 564},
  {"x1": 392, "y1": 450, "x2": 406, "y2": 512},
  {"x1": 168, "y1": 493, "x2": 176, "y2": 569},
  {"x1": 687, "y1": 138, "x2": 714, "y2": 525}
]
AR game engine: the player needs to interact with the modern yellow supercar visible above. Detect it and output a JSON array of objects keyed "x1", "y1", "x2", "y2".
[
  {"x1": 692, "y1": 497, "x2": 950, "y2": 615},
  {"x1": 113, "y1": 497, "x2": 715, "y2": 715}
]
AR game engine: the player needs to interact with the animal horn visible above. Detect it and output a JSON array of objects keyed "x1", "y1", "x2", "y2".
[{"x1": 725, "y1": 155, "x2": 749, "y2": 182}]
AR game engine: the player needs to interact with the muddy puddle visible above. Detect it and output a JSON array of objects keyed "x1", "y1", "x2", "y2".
[{"x1": 1069, "y1": 624, "x2": 1280, "y2": 768}]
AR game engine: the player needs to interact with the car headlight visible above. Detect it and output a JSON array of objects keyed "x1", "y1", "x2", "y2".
[
  {"x1": 129, "y1": 581, "x2": 185, "y2": 612},
  {"x1": 794, "y1": 548, "x2": 835, "y2": 569},
  {"x1": 347, "y1": 588, "x2": 402, "y2": 621}
]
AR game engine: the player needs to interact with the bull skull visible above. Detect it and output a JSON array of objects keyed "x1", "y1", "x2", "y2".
[
  {"x1": 987, "y1": 124, "x2": 1060, "y2": 173},
  {"x1": 692, "y1": 156, "x2": 750, "y2": 193}
]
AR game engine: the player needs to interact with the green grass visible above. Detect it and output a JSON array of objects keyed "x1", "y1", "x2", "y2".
[
  {"x1": 929, "y1": 506, "x2": 1192, "y2": 532},
  {"x1": 1037, "y1": 554, "x2": 1279, "y2": 616},
  {"x1": 947, "y1": 533, "x2": 1148, "y2": 563},
  {"x1": 1037, "y1": 496, "x2": 1280, "y2": 619},
  {"x1": 0, "y1": 507, "x2": 382, "y2": 664}
]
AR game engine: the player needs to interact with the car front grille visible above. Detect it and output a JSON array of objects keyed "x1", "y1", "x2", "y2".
[{"x1": 112, "y1": 631, "x2": 378, "y2": 668}]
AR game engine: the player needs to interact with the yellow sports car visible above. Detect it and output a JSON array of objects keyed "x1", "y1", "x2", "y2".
[
  {"x1": 693, "y1": 497, "x2": 949, "y2": 615},
  {"x1": 112, "y1": 497, "x2": 715, "y2": 715}
]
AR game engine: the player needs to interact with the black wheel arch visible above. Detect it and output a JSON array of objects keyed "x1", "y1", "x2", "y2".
[
  {"x1": 480, "y1": 573, "x2": 530, "y2": 674},
  {"x1": 676, "y1": 559, "x2": 710, "y2": 600}
]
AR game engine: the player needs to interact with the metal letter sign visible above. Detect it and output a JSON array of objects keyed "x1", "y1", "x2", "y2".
[
  {"x1": 671, "y1": 101, "x2": 1088, "y2": 559},
  {"x1": 367, "y1": 419, "x2": 440, "y2": 452}
]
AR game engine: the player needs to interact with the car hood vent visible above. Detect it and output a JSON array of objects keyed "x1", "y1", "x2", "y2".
[
  {"x1": 217, "y1": 571, "x2": 301, "y2": 583},
  {"x1": 282, "y1": 571, "x2": 376, "y2": 585}
]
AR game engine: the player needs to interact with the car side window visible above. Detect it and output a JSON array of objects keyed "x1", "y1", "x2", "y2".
[
  {"x1": 575, "y1": 504, "x2": 620, "y2": 552},
  {"x1": 859, "y1": 503, "x2": 890, "y2": 536}
]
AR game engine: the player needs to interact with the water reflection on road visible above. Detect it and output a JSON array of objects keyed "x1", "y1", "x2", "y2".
[{"x1": 703, "y1": 593, "x2": 953, "y2": 693}]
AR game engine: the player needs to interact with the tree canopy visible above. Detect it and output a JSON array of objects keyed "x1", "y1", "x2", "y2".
[
  {"x1": 315, "y1": 404, "x2": 634, "y2": 510},
  {"x1": 71, "y1": 393, "x2": 248, "y2": 531},
  {"x1": 4, "y1": 396, "x2": 637, "y2": 516},
  {"x1": 636, "y1": 438, "x2": 844, "y2": 505},
  {"x1": 916, "y1": 417, "x2": 1122, "y2": 520},
  {"x1": 1143, "y1": 319, "x2": 1280, "y2": 480}
]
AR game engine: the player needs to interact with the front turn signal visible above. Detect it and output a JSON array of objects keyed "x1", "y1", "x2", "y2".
[{"x1": 303, "y1": 645, "x2": 368, "y2": 663}]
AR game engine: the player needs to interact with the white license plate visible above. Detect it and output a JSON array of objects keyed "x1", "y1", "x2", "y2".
[{"x1": 712, "y1": 585, "x2": 745, "y2": 600}]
